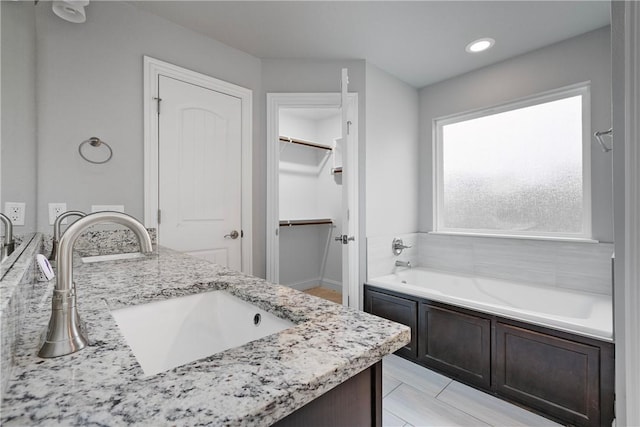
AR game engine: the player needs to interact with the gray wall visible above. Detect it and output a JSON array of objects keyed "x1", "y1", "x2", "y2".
[
  {"x1": 419, "y1": 26, "x2": 613, "y2": 242},
  {"x1": 33, "y1": 1, "x2": 264, "y2": 272},
  {"x1": 365, "y1": 63, "x2": 419, "y2": 237},
  {"x1": 1, "y1": 1, "x2": 37, "y2": 233}
]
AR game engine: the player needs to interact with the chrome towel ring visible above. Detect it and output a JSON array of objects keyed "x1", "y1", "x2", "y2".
[{"x1": 78, "y1": 137, "x2": 113, "y2": 164}]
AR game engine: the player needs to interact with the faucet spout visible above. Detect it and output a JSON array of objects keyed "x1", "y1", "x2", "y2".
[
  {"x1": 395, "y1": 260, "x2": 411, "y2": 268},
  {"x1": 49, "y1": 210, "x2": 87, "y2": 261},
  {"x1": 0, "y1": 213, "x2": 15, "y2": 259},
  {"x1": 38, "y1": 211, "x2": 153, "y2": 358}
]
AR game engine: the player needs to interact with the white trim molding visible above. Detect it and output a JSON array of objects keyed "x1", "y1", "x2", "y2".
[
  {"x1": 143, "y1": 56, "x2": 253, "y2": 274},
  {"x1": 266, "y1": 92, "x2": 359, "y2": 309},
  {"x1": 612, "y1": 1, "x2": 640, "y2": 425},
  {"x1": 623, "y1": 1, "x2": 640, "y2": 424}
]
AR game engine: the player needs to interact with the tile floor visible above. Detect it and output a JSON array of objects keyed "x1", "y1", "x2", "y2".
[{"x1": 382, "y1": 355, "x2": 562, "y2": 427}]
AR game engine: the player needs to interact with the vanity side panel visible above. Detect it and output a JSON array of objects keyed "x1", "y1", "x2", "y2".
[{"x1": 273, "y1": 361, "x2": 382, "y2": 427}]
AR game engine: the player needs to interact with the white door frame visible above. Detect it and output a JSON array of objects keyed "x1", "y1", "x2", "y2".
[
  {"x1": 266, "y1": 92, "x2": 360, "y2": 309},
  {"x1": 613, "y1": 2, "x2": 640, "y2": 425},
  {"x1": 143, "y1": 56, "x2": 253, "y2": 274}
]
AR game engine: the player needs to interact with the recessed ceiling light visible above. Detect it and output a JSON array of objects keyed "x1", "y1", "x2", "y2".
[{"x1": 465, "y1": 38, "x2": 495, "y2": 53}]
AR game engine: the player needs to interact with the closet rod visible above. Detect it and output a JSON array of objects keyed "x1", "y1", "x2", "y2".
[
  {"x1": 279, "y1": 219, "x2": 333, "y2": 227},
  {"x1": 279, "y1": 136, "x2": 332, "y2": 151}
]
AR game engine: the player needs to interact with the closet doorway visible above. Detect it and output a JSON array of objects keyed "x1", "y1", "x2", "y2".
[{"x1": 266, "y1": 90, "x2": 359, "y2": 309}]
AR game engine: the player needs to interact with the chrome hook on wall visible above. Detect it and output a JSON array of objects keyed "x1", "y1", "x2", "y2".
[
  {"x1": 78, "y1": 137, "x2": 113, "y2": 164},
  {"x1": 593, "y1": 128, "x2": 613, "y2": 153}
]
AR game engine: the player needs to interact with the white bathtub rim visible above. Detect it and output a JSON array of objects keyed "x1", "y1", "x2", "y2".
[{"x1": 368, "y1": 268, "x2": 613, "y2": 342}]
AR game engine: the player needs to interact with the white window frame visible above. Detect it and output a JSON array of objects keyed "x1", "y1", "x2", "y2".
[{"x1": 433, "y1": 82, "x2": 593, "y2": 241}]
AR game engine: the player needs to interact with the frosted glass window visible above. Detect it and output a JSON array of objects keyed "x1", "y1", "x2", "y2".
[{"x1": 435, "y1": 85, "x2": 591, "y2": 239}]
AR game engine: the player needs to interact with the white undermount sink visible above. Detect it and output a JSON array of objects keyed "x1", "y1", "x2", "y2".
[{"x1": 111, "y1": 290, "x2": 294, "y2": 376}]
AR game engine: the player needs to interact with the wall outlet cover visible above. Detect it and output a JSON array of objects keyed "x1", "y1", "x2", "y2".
[
  {"x1": 4, "y1": 202, "x2": 26, "y2": 226},
  {"x1": 48, "y1": 203, "x2": 68, "y2": 225},
  {"x1": 91, "y1": 205, "x2": 125, "y2": 213}
]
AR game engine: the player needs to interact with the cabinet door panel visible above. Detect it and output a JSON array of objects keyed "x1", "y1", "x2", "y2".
[
  {"x1": 364, "y1": 289, "x2": 418, "y2": 359},
  {"x1": 496, "y1": 323, "x2": 600, "y2": 427},
  {"x1": 419, "y1": 304, "x2": 491, "y2": 388}
]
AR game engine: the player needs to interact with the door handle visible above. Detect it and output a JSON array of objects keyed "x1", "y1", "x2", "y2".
[
  {"x1": 334, "y1": 235, "x2": 355, "y2": 244},
  {"x1": 224, "y1": 230, "x2": 240, "y2": 240}
]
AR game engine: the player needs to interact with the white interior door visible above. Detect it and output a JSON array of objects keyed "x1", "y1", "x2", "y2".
[
  {"x1": 158, "y1": 75, "x2": 242, "y2": 269},
  {"x1": 338, "y1": 68, "x2": 357, "y2": 306}
]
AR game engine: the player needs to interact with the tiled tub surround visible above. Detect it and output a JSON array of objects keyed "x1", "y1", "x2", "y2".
[
  {"x1": 368, "y1": 232, "x2": 614, "y2": 295},
  {"x1": 1, "y1": 247, "x2": 409, "y2": 425}
]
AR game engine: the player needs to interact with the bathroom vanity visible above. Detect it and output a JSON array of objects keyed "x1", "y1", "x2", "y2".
[{"x1": 0, "y1": 234, "x2": 409, "y2": 426}]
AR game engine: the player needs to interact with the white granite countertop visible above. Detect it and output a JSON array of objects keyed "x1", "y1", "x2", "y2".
[{"x1": 1, "y1": 247, "x2": 409, "y2": 426}]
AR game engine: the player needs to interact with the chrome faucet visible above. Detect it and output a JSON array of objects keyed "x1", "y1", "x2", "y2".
[
  {"x1": 49, "y1": 211, "x2": 86, "y2": 261},
  {"x1": 0, "y1": 213, "x2": 15, "y2": 259},
  {"x1": 395, "y1": 260, "x2": 411, "y2": 268},
  {"x1": 392, "y1": 237, "x2": 412, "y2": 255},
  {"x1": 38, "y1": 211, "x2": 153, "y2": 358}
]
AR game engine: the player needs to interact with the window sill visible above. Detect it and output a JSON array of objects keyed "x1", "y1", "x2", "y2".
[{"x1": 428, "y1": 231, "x2": 600, "y2": 244}]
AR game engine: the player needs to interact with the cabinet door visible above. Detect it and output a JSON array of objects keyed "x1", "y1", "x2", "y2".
[
  {"x1": 364, "y1": 289, "x2": 418, "y2": 359},
  {"x1": 495, "y1": 322, "x2": 600, "y2": 427},
  {"x1": 418, "y1": 303, "x2": 491, "y2": 389}
]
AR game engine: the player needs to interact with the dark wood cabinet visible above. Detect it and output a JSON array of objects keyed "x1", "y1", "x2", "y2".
[
  {"x1": 274, "y1": 361, "x2": 382, "y2": 427},
  {"x1": 419, "y1": 303, "x2": 491, "y2": 388},
  {"x1": 364, "y1": 289, "x2": 418, "y2": 358},
  {"x1": 363, "y1": 285, "x2": 614, "y2": 427},
  {"x1": 495, "y1": 322, "x2": 609, "y2": 427}
]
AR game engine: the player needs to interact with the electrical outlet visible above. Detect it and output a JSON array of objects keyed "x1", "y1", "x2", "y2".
[
  {"x1": 91, "y1": 205, "x2": 124, "y2": 213},
  {"x1": 48, "y1": 203, "x2": 68, "y2": 225},
  {"x1": 4, "y1": 202, "x2": 26, "y2": 226}
]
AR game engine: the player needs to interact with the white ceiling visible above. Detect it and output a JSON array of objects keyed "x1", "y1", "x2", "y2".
[{"x1": 132, "y1": 1, "x2": 610, "y2": 88}]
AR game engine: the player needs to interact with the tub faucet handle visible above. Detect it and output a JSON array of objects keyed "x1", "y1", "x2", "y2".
[{"x1": 392, "y1": 238, "x2": 411, "y2": 255}]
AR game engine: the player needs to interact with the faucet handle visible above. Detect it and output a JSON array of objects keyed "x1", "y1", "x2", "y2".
[{"x1": 392, "y1": 238, "x2": 412, "y2": 255}]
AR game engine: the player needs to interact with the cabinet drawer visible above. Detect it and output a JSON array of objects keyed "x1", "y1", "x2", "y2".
[
  {"x1": 364, "y1": 289, "x2": 418, "y2": 358},
  {"x1": 419, "y1": 304, "x2": 491, "y2": 388},
  {"x1": 495, "y1": 322, "x2": 601, "y2": 427}
]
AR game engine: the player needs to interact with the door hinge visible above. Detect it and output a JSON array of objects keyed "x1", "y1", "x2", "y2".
[
  {"x1": 157, "y1": 209, "x2": 162, "y2": 224},
  {"x1": 347, "y1": 120, "x2": 352, "y2": 135},
  {"x1": 153, "y1": 97, "x2": 162, "y2": 114}
]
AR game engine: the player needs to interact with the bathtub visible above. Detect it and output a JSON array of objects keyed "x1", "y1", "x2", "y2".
[{"x1": 368, "y1": 267, "x2": 613, "y2": 342}]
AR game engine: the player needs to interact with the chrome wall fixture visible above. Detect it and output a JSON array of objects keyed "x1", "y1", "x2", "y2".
[
  {"x1": 594, "y1": 128, "x2": 613, "y2": 153},
  {"x1": 392, "y1": 238, "x2": 411, "y2": 256},
  {"x1": 78, "y1": 137, "x2": 113, "y2": 164}
]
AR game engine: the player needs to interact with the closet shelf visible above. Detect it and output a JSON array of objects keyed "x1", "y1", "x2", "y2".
[
  {"x1": 279, "y1": 136, "x2": 333, "y2": 151},
  {"x1": 279, "y1": 218, "x2": 333, "y2": 227}
]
